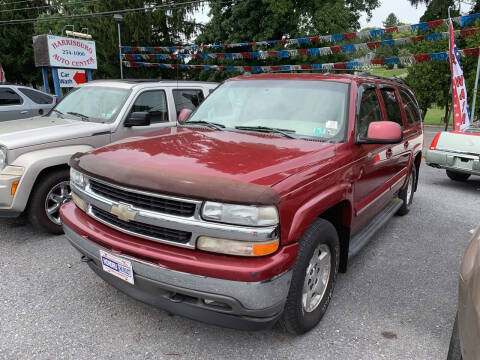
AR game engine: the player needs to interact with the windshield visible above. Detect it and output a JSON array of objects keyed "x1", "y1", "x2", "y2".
[
  {"x1": 186, "y1": 80, "x2": 349, "y2": 141},
  {"x1": 49, "y1": 86, "x2": 130, "y2": 123}
]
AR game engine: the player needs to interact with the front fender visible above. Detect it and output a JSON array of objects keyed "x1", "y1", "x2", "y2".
[
  {"x1": 10, "y1": 145, "x2": 95, "y2": 212},
  {"x1": 286, "y1": 183, "x2": 352, "y2": 244}
]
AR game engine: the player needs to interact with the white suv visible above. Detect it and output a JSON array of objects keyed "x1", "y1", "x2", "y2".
[{"x1": 0, "y1": 79, "x2": 218, "y2": 233}]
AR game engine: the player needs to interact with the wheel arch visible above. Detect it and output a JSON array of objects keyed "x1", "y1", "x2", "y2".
[{"x1": 286, "y1": 185, "x2": 353, "y2": 274}]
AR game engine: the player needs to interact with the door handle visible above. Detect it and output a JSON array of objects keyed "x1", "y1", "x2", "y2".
[
  {"x1": 386, "y1": 148, "x2": 393, "y2": 158},
  {"x1": 20, "y1": 110, "x2": 28, "y2": 114},
  {"x1": 404, "y1": 141, "x2": 409, "y2": 149}
]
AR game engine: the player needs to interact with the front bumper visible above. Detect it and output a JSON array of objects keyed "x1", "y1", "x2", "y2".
[
  {"x1": 63, "y1": 222, "x2": 293, "y2": 330},
  {"x1": 0, "y1": 166, "x2": 25, "y2": 217},
  {"x1": 426, "y1": 149, "x2": 480, "y2": 176}
]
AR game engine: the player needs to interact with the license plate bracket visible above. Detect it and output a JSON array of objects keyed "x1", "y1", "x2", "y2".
[{"x1": 99, "y1": 250, "x2": 134, "y2": 285}]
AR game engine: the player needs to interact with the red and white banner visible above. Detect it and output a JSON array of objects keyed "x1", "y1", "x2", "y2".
[
  {"x1": 449, "y1": 20, "x2": 471, "y2": 131},
  {"x1": 0, "y1": 64, "x2": 5, "y2": 83}
]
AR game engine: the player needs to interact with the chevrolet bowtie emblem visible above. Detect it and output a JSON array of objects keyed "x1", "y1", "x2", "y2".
[{"x1": 110, "y1": 203, "x2": 137, "y2": 222}]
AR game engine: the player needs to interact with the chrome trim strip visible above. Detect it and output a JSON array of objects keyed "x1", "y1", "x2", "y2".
[
  {"x1": 356, "y1": 174, "x2": 407, "y2": 216},
  {"x1": 88, "y1": 175, "x2": 202, "y2": 207},
  {"x1": 86, "y1": 204, "x2": 194, "y2": 249}
]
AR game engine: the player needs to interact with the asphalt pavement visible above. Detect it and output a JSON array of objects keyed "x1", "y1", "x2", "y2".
[{"x1": 1, "y1": 132, "x2": 479, "y2": 359}]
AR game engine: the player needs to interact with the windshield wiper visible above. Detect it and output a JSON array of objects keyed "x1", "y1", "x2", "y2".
[
  {"x1": 51, "y1": 109, "x2": 64, "y2": 118},
  {"x1": 67, "y1": 111, "x2": 90, "y2": 122},
  {"x1": 183, "y1": 120, "x2": 225, "y2": 131},
  {"x1": 235, "y1": 126, "x2": 299, "y2": 139}
]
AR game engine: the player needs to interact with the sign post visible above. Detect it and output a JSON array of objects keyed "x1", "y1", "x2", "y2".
[{"x1": 33, "y1": 34, "x2": 97, "y2": 99}]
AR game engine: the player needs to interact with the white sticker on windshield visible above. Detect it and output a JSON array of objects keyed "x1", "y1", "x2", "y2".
[{"x1": 326, "y1": 120, "x2": 338, "y2": 130}]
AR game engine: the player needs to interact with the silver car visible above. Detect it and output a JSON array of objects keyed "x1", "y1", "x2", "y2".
[{"x1": 0, "y1": 84, "x2": 56, "y2": 121}]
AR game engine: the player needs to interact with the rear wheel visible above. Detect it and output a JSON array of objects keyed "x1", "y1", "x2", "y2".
[
  {"x1": 446, "y1": 170, "x2": 470, "y2": 182},
  {"x1": 397, "y1": 166, "x2": 416, "y2": 216},
  {"x1": 279, "y1": 218, "x2": 339, "y2": 334},
  {"x1": 28, "y1": 169, "x2": 71, "y2": 234}
]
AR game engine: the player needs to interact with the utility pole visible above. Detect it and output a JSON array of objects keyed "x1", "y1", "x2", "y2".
[{"x1": 114, "y1": 14, "x2": 123, "y2": 80}]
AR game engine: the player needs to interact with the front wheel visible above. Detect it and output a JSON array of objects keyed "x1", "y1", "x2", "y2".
[
  {"x1": 397, "y1": 166, "x2": 416, "y2": 216},
  {"x1": 279, "y1": 218, "x2": 339, "y2": 334},
  {"x1": 446, "y1": 170, "x2": 471, "y2": 182},
  {"x1": 28, "y1": 169, "x2": 71, "y2": 234}
]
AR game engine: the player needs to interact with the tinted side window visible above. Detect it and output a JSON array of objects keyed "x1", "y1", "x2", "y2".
[
  {"x1": 172, "y1": 89, "x2": 205, "y2": 115},
  {"x1": 18, "y1": 88, "x2": 53, "y2": 104},
  {"x1": 131, "y1": 90, "x2": 168, "y2": 123},
  {"x1": 380, "y1": 88, "x2": 403, "y2": 126},
  {"x1": 357, "y1": 86, "x2": 382, "y2": 137},
  {"x1": 0, "y1": 88, "x2": 22, "y2": 106},
  {"x1": 399, "y1": 89, "x2": 421, "y2": 125}
]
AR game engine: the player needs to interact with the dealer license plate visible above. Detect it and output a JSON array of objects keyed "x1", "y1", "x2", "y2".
[{"x1": 99, "y1": 250, "x2": 134, "y2": 285}]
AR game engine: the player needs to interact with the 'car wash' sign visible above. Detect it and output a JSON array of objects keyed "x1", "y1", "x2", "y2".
[
  {"x1": 59, "y1": 69, "x2": 86, "y2": 87},
  {"x1": 33, "y1": 34, "x2": 97, "y2": 70}
]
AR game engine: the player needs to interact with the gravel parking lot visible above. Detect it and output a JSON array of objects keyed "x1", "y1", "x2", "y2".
[{"x1": 1, "y1": 131, "x2": 479, "y2": 359}]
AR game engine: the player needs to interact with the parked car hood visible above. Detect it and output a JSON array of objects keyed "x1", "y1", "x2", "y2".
[
  {"x1": 0, "y1": 116, "x2": 110, "y2": 150},
  {"x1": 71, "y1": 127, "x2": 337, "y2": 205}
]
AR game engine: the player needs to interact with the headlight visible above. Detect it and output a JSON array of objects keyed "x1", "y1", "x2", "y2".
[
  {"x1": 201, "y1": 202, "x2": 279, "y2": 227},
  {"x1": 70, "y1": 167, "x2": 86, "y2": 189},
  {"x1": 0, "y1": 146, "x2": 7, "y2": 171},
  {"x1": 197, "y1": 236, "x2": 279, "y2": 257}
]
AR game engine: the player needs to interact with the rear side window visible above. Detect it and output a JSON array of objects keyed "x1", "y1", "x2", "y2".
[
  {"x1": 131, "y1": 90, "x2": 168, "y2": 123},
  {"x1": 172, "y1": 89, "x2": 205, "y2": 115},
  {"x1": 399, "y1": 89, "x2": 422, "y2": 125},
  {"x1": 357, "y1": 86, "x2": 382, "y2": 137},
  {"x1": 0, "y1": 88, "x2": 22, "y2": 106},
  {"x1": 380, "y1": 88, "x2": 403, "y2": 126},
  {"x1": 18, "y1": 88, "x2": 53, "y2": 104}
]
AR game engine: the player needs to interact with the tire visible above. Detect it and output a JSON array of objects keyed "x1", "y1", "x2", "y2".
[
  {"x1": 446, "y1": 170, "x2": 471, "y2": 182},
  {"x1": 278, "y1": 218, "x2": 340, "y2": 334},
  {"x1": 28, "y1": 169, "x2": 71, "y2": 234},
  {"x1": 397, "y1": 166, "x2": 416, "y2": 216},
  {"x1": 447, "y1": 313, "x2": 462, "y2": 360}
]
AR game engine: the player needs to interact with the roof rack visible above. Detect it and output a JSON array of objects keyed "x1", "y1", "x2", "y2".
[{"x1": 358, "y1": 71, "x2": 406, "y2": 85}]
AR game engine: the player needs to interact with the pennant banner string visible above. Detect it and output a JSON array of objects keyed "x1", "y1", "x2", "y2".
[
  {"x1": 121, "y1": 29, "x2": 478, "y2": 61},
  {"x1": 121, "y1": 13, "x2": 480, "y2": 53},
  {"x1": 122, "y1": 48, "x2": 480, "y2": 72}
]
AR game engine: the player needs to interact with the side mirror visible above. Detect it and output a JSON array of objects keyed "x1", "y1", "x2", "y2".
[
  {"x1": 124, "y1": 112, "x2": 151, "y2": 127},
  {"x1": 177, "y1": 108, "x2": 192, "y2": 123},
  {"x1": 358, "y1": 121, "x2": 402, "y2": 144}
]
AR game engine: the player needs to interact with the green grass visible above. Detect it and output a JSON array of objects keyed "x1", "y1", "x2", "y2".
[
  {"x1": 423, "y1": 107, "x2": 451, "y2": 126},
  {"x1": 368, "y1": 67, "x2": 408, "y2": 78}
]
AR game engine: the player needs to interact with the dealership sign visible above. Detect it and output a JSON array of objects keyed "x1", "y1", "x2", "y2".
[
  {"x1": 58, "y1": 69, "x2": 86, "y2": 87},
  {"x1": 33, "y1": 34, "x2": 97, "y2": 70}
]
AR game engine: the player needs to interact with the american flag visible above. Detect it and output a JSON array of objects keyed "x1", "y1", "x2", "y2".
[
  {"x1": 0, "y1": 64, "x2": 5, "y2": 84},
  {"x1": 449, "y1": 19, "x2": 470, "y2": 131}
]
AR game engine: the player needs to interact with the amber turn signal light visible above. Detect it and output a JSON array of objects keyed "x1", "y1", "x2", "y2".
[{"x1": 10, "y1": 180, "x2": 19, "y2": 196}]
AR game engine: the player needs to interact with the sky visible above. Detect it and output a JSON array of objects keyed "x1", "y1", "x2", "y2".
[{"x1": 360, "y1": 0, "x2": 427, "y2": 28}]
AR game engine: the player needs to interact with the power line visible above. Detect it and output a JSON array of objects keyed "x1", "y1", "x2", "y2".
[
  {"x1": 0, "y1": 0, "x2": 219, "y2": 25},
  {"x1": 0, "y1": 0, "x2": 37, "y2": 7},
  {"x1": 0, "y1": 0, "x2": 100, "y2": 13}
]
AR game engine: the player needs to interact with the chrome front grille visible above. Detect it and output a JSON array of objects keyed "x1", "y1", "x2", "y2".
[
  {"x1": 91, "y1": 206, "x2": 192, "y2": 244},
  {"x1": 89, "y1": 179, "x2": 196, "y2": 217}
]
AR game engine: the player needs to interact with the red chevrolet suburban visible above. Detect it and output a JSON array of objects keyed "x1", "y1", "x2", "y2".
[{"x1": 60, "y1": 74, "x2": 423, "y2": 334}]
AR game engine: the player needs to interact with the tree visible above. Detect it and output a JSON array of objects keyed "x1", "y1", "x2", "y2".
[
  {"x1": 0, "y1": 0, "x2": 203, "y2": 85},
  {"x1": 195, "y1": 0, "x2": 380, "y2": 81},
  {"x1": 420, "y1": 0, "x2": 457, "y2": 22},
  {"x1": 383, "y1": 13, "x2": 400, "y2": 28}
]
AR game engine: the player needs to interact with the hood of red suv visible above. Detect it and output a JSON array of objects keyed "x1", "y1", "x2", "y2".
[{"x1": 71, "y1": 127, "x2": 337, "y2": 204}]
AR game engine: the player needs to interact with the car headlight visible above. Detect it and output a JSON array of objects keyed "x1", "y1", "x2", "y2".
[
  {"x1": 70, "y1": 167, "x2": 86, "y2": 189},
  {"x1": 201, "y1": 201, "x2": 279, "y2": 227},
  {"x1": 0, "y1": 146, "x2": 7, "y2": 171}
]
